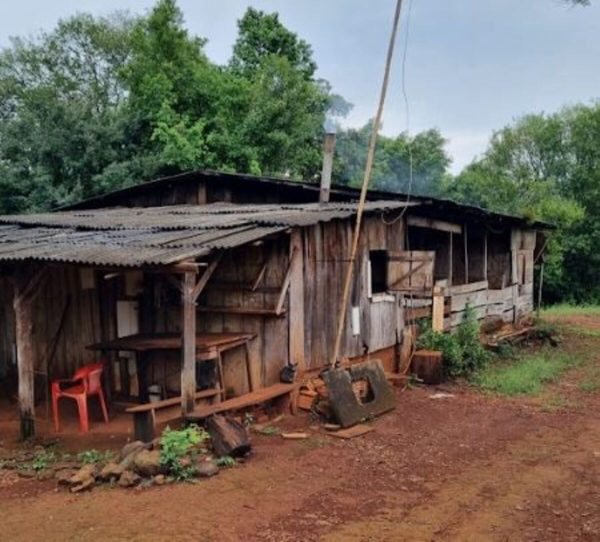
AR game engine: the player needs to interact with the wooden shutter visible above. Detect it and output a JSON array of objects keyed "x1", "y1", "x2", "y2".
[{"x1": 387, "y1": 251, "x2": 435, "y2": 292}]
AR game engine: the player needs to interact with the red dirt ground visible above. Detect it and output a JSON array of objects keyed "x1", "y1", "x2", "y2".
[{"x1": 2, "y1": 316, "x2": 600, "y2": 541}]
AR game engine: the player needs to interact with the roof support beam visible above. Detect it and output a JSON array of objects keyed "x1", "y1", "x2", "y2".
[
  {"x1": 12, "y1": 265, "x2": 48, "y2": 440},
  {"x1": 181, "y1": 271, "x2": 197, "y2": 416}
]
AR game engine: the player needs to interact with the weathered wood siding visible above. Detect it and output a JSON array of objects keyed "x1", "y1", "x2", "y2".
[
  {"x1": 0, "y1": 268, "x2": 109, "y2": 385},
  {"x1": 302, "y1": 215, "x2": 404, "y2": 370}
]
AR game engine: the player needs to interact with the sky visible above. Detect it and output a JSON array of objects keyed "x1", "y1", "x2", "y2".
[{"x1": 0, "y1": 0, "x2": 599, "y2": 173}]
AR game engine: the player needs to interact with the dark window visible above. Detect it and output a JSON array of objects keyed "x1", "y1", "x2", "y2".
[{"x1": 370, "y1": 250, "x2": 388, "y2": 294}]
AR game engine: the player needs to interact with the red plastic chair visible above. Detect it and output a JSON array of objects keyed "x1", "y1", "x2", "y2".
[{"x1": 51, "y1": 362, "x2": 109, "y2": 432}]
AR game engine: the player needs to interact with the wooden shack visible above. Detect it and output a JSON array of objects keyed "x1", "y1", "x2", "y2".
[{"x1": 0, "y1": 170, "x2": 549, "y2": 438}]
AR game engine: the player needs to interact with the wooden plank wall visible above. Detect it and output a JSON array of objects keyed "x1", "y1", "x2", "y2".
[
  {"x1": 0, "y1": 267, "x2": 107, "y2": 393},
  {"x1": 302, "y1": 215, "x2": 404, "y2": 370},
  {"x1": 147, "y1": 237, "x2": 291, "y2": 397}
]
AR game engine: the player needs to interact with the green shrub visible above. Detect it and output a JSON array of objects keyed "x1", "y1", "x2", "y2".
[
  {"x1": 77, "y1": 449, "x2": 113, "y2": 465},
  {"x1": 417, "y1": 304, "x2": 490, "y2": 377},
  {"x1": 159, "y1": 424, "x2": 210, "y2": 480}
]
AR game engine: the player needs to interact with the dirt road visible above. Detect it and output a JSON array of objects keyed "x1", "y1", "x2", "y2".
[{"x1": 1, "y1": 316, "x2": 600, "y2": 541}]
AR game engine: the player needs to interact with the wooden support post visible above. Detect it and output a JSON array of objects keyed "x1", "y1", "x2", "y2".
[
  {"x1": 432, "y1": 286, "x2": 444, "y2": 332},
  {"x1": 14, "y1": 285, "x2": 34, "y2": 439},
  {"x1": 12, "y1": 267, "x2": 47, "y2": 440},
  {"x1": 288, "y1": 230, "x2": 305, "y2": 376},
  {"x1": 181, "y1": 271, "x2": 197, "y2": 415},
  {"x1": 483, "y1": 231, "x2": 488, "y2": 281},
  {"x1": 448, "y1": 232, "x2": 453, "y2": 286},
  {"x1": 463, "y1": 224, "x2": 469, "y2": 284}
]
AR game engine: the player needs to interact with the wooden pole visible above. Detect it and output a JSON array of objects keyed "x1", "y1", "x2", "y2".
[
  {"x1": 13, "y1": 284, "x2": 35, "y2": 439},
  {"x1": 181, "y1": 271, "x2": 197, "y2": 415},
  {"x1": 537, "y1": 260, "x2": 545, "y2": 319},
  {"x1": 330, "y1": 0, "x2": 404, "y2": 366},
  {"x1": 463, "y1": 224, "x2": 469, "y2": 284},
  {"x1": 448, "y1": 232, "x2": 453, "y2": 286}
]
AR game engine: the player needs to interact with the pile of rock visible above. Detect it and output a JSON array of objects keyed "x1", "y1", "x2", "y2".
[{"x1": 61, "y1": 440, "x2": 221, "y2": 493}]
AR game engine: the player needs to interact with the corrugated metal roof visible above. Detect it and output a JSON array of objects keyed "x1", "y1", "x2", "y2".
[{"x1": 0, "y1": 201, "x2": 414, "y2": 267}]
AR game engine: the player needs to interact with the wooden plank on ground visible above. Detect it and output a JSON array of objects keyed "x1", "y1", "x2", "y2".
[{"x1": 327, "y1": 424, "x2": 375, "y2": 439}]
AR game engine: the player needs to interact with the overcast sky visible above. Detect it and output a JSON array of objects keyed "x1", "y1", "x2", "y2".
[{"x1": 1, "y1": 0, "x2": 599, "y2": 173}]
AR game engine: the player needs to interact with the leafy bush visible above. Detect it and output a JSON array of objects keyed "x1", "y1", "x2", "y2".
[
  {"x1": 159, "y1": 424, "x2": 210, "y2": 480},
  {"x1": 77, "y1": 449, "x2": 113, "y2": 465},
  {"x1": 417, "y1": 305, "x2": 490, "y2": 377}
]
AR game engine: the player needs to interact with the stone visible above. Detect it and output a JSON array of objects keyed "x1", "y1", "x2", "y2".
[
  {"x1": 119, "y1": 441, "x2": 148, "y2": 461},
  {"x1": 17, "y1": 469, "x2": 37, "y2": 479},
  {"x1": 98, "y1": 462, "x2": 124, "y2": 482},
  {"x1": 118, "y1": 470, "x2": 141, "y2": 488},
  {"x1": 196, "y1": 460, "x2": 219, "y2": 478},
  {"x1": 71, "y1": 476, "x2": 94, "y2": 493},
  {"x1": 55, "y1": 469, "x2": 77, "y2": 486},
  {"x1": 36, "y1": 469, "x2": 56, "y2": 481},
  {"x1": 133, "y1": 450, "x2": 162, "y2": 477},
  {"x1": 153, "y1": 474, "x2": 166, "y2": 486},
  {"x1": 68, "y1": 464, "x2": 97, "y2": 486},
  {"x1": 151, "y1": 437, "x2": 162, "y2": 450}
]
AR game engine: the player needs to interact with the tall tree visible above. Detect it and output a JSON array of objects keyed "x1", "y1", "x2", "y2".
[
  {"x1": 229, "y1": 7, "x2": 317, "y2": 79},
  {"x1": 444, "y1": 106, "x2": 600, "y2": 303},
  {"x1": 0, "y1": 13, "x2": 137, "y2": 211},
  {"x1": 335, "y1": 124, "x2": 451, "y2": 195}
]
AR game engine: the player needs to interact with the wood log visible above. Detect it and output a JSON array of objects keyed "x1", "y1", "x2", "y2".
[
  {"x1": 411, "y1": 349, "x2": 444, "y2": 385},
  {"x1": 206, "y1": 414, "x2": 251, "y2": 457}
]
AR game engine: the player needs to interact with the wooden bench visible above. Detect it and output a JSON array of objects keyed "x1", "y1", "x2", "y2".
[
  {"x1": 127, "y1": 387, "x2": 221, "y2": 442},
  {"x1": 185, "y1": 383, "x2": 298, "y2": 422}
]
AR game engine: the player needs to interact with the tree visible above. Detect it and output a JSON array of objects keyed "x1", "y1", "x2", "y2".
[
  {"x1": 230, "y1": 7, "x2": 317, "y2": 79},
  {"x1": 443, "y1": 106, "x2": 600, "y2": 303},
  {"x1": 334, "y1": 123, "x2": 451, "y2": 195},
  {"x1": 0, "y1": 1, "x2": 344, "y2": 210},
  {"x1": 0, "y1": 13, "x2": 137, "y2": 212}
]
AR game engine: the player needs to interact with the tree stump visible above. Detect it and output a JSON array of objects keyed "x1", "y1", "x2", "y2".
[
  {"x1": 411, "y1": 350, "x2": 444, "y2": 385},
  {"x1": 206, "y1": 414, "x2": 251, "y2": 457}
]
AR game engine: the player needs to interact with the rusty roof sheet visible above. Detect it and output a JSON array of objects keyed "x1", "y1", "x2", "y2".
[{"x1": 0, "y1": 201, "x2": 414, "y2": 267}]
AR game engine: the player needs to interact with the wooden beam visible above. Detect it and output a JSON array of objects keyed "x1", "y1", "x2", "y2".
[
  {"x1": 251, "y1": 262, "x2": 268, "y2": 292},
  {"x1": 407, "y1": 215, "x2": 462, "y2": 234},
  {"x1": 483, "y1": 231, "x2": 488, "y2": 281},
  {"x1": 181, "y1": 271, "x2": 197, "y2": 415},
  {"x1": 463, "y1": 224, "x2": 469, "y2": 284},
  {"x1": 448, "y1": 232, "x2": 453, "y2": 286},
  {"x1": 13, "y1": 278, "x2": 35, "y2": 439},
  {"x1": 192, "y1": 253, "x2": 223, "y2": 302},
  {"x1": 275, "y1": 247, "x2": 298, "y2": 316},
  {"x1": 288, "y1": 230, "x2": 305, "y2": 375}
]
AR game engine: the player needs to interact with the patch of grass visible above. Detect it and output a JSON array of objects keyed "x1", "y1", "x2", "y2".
[
  {"x1": 473, "y1": 349, "x2": 581, "y2": 396},
  {"x1": 540, "y1": 395, "x2": 581, "y2": 412},
  {"x1": 579, "y1": 379, "x2": 600, "y2": 393},
  {"x1": 541, "y1": 304, "x2": 600, "y2": 318},
  {"x1": 77, "y1": 449, "x2": 113, "y2": 465},
  {"x1": 562, "y1": 324, "x2": 600, "y2": 339}
]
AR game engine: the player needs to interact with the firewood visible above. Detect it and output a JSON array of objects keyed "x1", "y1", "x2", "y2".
[{"x1": 206, "y1": 414, "x2": 251, "y2": 457}]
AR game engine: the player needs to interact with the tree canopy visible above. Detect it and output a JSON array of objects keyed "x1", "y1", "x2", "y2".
[
  {"x1": 444, "y1": 104, "x2": 600, "y2": 303},
  {"x1": 0, "y1": 0, "x2": 336, "y2": 211}
]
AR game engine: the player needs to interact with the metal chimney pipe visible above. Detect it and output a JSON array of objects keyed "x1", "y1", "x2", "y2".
[{"x1": 319, "y1": 121, "x2": 336, "y2": 203}]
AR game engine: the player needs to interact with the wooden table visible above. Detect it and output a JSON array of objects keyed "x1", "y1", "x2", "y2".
[{"x1": 88, "y1": 332, "x2": 256, "y2": 402}]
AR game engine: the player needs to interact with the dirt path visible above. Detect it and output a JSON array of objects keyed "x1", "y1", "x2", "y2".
[{"x1": 2, "y1": 317, "x2": 600, "y2": 541}]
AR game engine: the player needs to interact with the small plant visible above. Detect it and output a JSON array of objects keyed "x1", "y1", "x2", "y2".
[
  {"x1": 215, "y1": 456, "x2": 236, "y2": 468},
  {"x1": 159, "y1": 424, "x2": 210, "y2": 481},
  {"x1": 31, "y1": 450, "x2": 57, "y2": 471},
  {"x1": 77, "y1": 449, "x2": 113, "y2": 465},
  {"x1": 417, "y1": 305, "x2": 490, "y2": 378}
]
